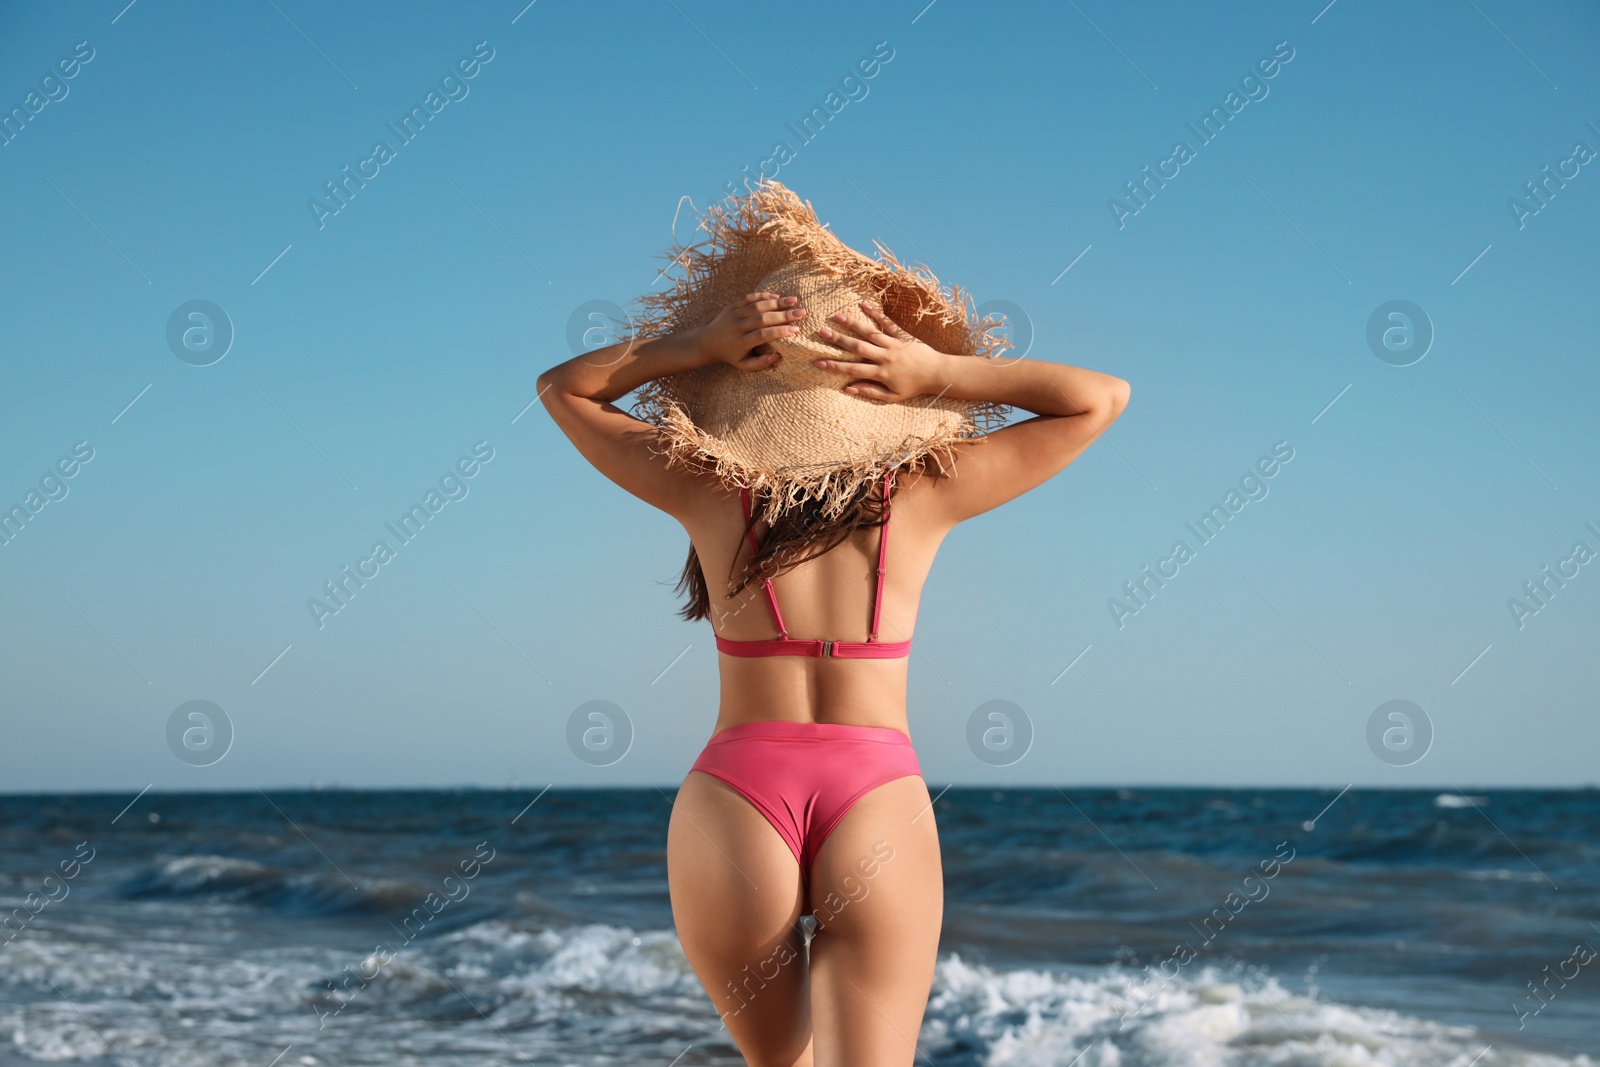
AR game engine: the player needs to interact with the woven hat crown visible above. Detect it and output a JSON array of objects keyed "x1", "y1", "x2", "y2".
[{"x1": 629, "y1": 181, "x2": 1012, "y2": 522}]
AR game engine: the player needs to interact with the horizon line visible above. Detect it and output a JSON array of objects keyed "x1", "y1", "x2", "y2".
[{"x1": 2, "y1": 781, "x2": 1595, "y2": 798}]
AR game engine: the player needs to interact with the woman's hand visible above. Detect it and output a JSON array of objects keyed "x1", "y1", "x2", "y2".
[
  {"x1": 694, "y1": 292, "x2": 808, "y2": 370},
  {"x1": 814, "y1": 301, "x2": 950, "y2": 400}
]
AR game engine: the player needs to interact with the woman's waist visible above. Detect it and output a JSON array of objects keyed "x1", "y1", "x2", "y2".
[
  {"x1": 711, "y1": 687, "x2": 910, "y2": 740},
  {"x1": 703, "y1": 716, "x2": 914, "y2": 746}
]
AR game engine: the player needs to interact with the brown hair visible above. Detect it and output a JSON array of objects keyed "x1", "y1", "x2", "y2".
[{"x1": 673, "y1": 473, "x2": 897, "y2": 624}]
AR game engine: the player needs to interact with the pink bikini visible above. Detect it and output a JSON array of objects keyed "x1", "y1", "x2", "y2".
[{"x1": 690, "y1": 471, "x2": 923, "y2": 881}]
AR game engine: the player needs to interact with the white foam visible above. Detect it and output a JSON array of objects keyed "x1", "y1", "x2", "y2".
[
  {"x1": 3, "y1": 921, "x2": 1593, "y2": 1065},
  {"x1": 922, "y1": 954, "x2": 1595, "y2": 1066}
]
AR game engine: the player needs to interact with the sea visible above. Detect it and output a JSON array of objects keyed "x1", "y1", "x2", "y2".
[{"x1": 0, "y1": 787, "x2": 1595, "y2": 1066}]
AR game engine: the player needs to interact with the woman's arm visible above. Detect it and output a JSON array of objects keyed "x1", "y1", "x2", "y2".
[
  {"x1": 537, "y1": 293, "x2": 806, "y2": 517},
  {"x1": 539, "y1": 331, "x2": 710, "y2": 406},
  {"x1": 815, "y1": 301, "x2": 1130, "y2": 526},
  {"x1": 921, "y1": 349, "x2": 1129, "y2": 420}
]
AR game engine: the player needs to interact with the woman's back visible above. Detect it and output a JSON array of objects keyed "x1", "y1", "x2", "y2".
[{"x1": 679, "y1": 467, "x2": 955, "y2": 736}]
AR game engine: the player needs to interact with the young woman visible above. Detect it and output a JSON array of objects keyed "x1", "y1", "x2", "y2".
[{"x1": 539, "y1": 291, "x2": 1129, "y2": 1065}]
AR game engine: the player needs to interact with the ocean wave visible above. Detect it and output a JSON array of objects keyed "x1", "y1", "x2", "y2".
[
  {"x1": 4, "y1": 920, "x2": 1594, "y2": 1065},
  {"x1": 448, "y1": 920, "x2": 699, "y2": 994},
  {"x1": 117, "y1": 854, "x2": 432, "y2": 915},
  {"x1": 921, "y1": 955, "x2": 1595, "y2": 1067},
  {"x1": 1324, "y1": 820, "x2": 1576, "y2": 867},
  {"x1": 305, "y1": 923, "x2": 1600, "y2": 1064}
]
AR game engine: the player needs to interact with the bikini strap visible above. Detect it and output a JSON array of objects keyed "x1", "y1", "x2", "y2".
[
  {"x1": 869, "y1": 470, "x2": 893, "y2": 641},
  {"x1": 739, "y1": 487, "x2": 789, "y2": 637}
]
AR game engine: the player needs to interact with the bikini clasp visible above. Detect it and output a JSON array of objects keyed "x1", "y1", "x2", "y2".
[{"x1": 821, "y1": 640, "x2": 834, "y2": 657}]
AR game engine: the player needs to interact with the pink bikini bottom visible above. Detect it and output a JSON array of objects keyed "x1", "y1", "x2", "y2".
[{"x1": 688, "y1": 720, "x2": 923, "y2": 882}]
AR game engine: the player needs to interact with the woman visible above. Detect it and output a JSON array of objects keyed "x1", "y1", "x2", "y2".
[{"x1": 538, "y1": 191, "x2": 1129, "y2": 1066}]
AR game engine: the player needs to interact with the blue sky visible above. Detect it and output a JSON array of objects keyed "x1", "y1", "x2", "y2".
[{"x1": 1, "y1": 0, "x2": 1596, "y2": 792}]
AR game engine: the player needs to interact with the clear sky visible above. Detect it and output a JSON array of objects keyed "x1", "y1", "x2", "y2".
[{"x1": 1, "y1": 0, "x2": 1595, "y2": 793}]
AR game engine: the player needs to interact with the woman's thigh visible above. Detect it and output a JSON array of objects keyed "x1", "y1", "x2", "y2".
[
  {"x1": 667, "y1": 770, "x2": 813, "y2": 1066},
  {"x1": 806, "y1": 776, "x2": 943, "y2": 1067}
]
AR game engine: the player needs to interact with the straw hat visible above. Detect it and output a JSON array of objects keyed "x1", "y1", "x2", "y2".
[{"x1": 628, "y1": 180, "x2": 1012, "y2": 523}]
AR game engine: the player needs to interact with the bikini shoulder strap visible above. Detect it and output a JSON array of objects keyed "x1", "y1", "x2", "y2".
[
  {"x1": 869, "y1": 470, "x2": 892, "y2": 640},
  {"x1": 739, "y1": 487, "x2": 789, "y2": 637}
]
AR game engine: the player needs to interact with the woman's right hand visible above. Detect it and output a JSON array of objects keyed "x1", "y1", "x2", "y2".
[{"x1": 694, "y1": 292, "x2": 808, "y2": 370}]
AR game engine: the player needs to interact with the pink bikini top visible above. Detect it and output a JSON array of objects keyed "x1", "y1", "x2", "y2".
[{"x1": 714, "y1": 471, "x2": 911, "y2": 659}]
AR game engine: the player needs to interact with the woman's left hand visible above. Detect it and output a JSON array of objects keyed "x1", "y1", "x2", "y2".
[
  {"x1": 814, "y1": 301, "x2": 951, "y2": 401},
  {"x1": 695, "y1": 292, "x2": 807, "y2": 370}
]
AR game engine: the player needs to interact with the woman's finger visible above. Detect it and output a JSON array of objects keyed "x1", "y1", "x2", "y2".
[
  {"x1": 843, "y1": 380, "x2": 897, "y2": 400},
  {"x1": 858, "y1": 300, "x2": 912, "y2": 339},
  {"x1": 829, "y1": 310, "x2": 872, "y2": 334},
  {"x1": 733, "y1": 348, "x2": 782, "y2": 371},
  {"x1": 813, "y1": 357, "x2": 884, "y2": 380},
  {"x1": 747, "y1": 323, "x2": 804, "y2": 344},
  {"x1": 739, "y1": 291, "x2": 782, "y2": 308},
  {"x1": 741, "y1": 307, "x2": 807, "y2": 329},
  {"x1": 816, "y1": 329, "x2": 877, "y2": 356},
  {"x1": 831, "y1": 310, "x2": 893, "y2": 347},
  {"x1": 745, "y1": 294, "x2": 798, "y2": 315}
]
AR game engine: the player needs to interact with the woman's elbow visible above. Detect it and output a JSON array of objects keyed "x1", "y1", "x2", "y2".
[
  {"x1": 1101, "y1": 377, "x2": 1131, "y2": 422},
  {"x1": 536, "y1": 367, "x2": 575, "y2": 418},
  {"x1": 537, "y1": 362, "x2": 579, "y2": 402}
]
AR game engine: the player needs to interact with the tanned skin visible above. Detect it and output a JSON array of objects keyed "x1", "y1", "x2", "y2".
[{"x1": 539, "y1": 293, "x2": 1129, "y2": 1065}]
